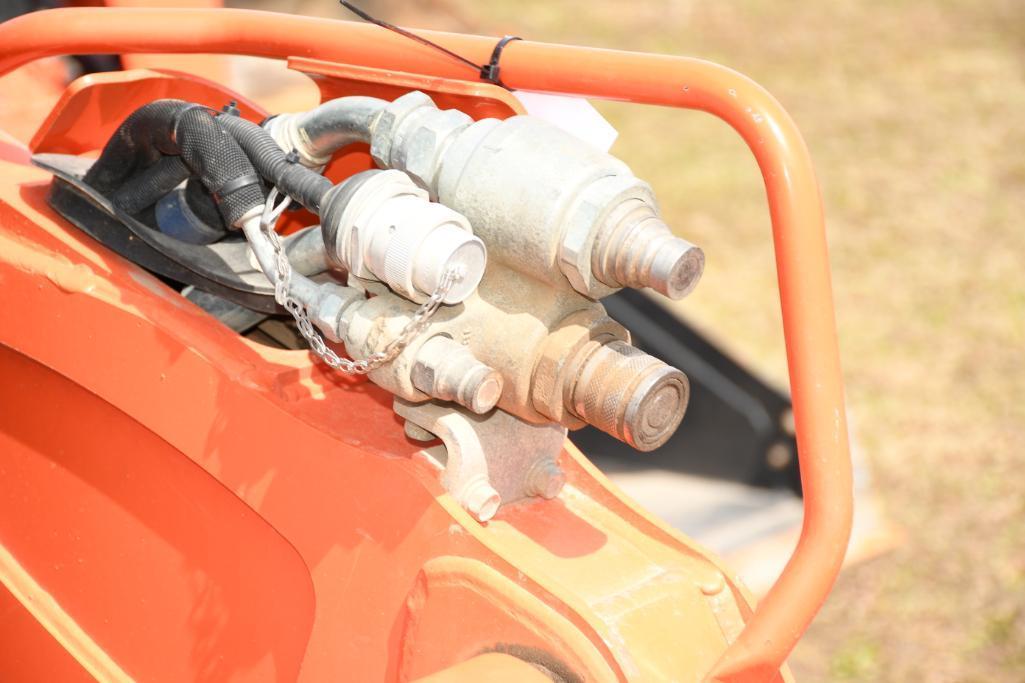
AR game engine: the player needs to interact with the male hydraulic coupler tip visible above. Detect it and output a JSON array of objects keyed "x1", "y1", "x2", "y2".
[{"x1": 592, "y1": 210, "x2": 705, "y2": 300}]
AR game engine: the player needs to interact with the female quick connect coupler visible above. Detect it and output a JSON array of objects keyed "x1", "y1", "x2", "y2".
[
  {"x1": 320, "y1": 169, "x2": 486, "y2": 304},
  {"x1": 531, "y1": 310, "x2": 689, "y2": 451},
  {"x1": 564, "y1": 340, "x2": 689, "y2": 451}
]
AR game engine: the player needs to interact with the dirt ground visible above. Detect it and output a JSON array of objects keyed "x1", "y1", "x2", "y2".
[{"x1": 243, "y1": 2, "x2": 1025, "y2": 679}]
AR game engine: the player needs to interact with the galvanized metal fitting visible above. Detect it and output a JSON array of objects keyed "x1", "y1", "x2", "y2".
[
  {"x1": 557, "y1": 175, "x2": 649, "y2": 299},
  {"x1": 264, "y1": 113, "x2": 329, "y2": 169},
  {"x1": 369, "y1": 91, "x2": 436, "y2": 169},
  {"x1": 309, "y1": 283, "x2": 366, "y2": 343},
  {"x1": 371, "y1": 94, "x2": 704, "y2": 300},
  {"x1": 411, "y1": 336, "x2": 504, "y2": 414},
  {"x1": 524, "y1": 458, "x2": 566, "y2": 499},
  {"x1": 399, "y1": 108, "x2": 474, "y2": 193},
  {"x1": 459, "y1": 477, "x2": 502, "y2": 523},
  {"x1": 370, "y1": 91, "x2": 474, "y2": 193},
  {"x1": 564, "y1": 340, "x2": 690, "y2": 451}
]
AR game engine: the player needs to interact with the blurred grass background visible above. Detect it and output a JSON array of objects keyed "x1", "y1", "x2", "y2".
[{"x1": 239, "y1": 1, "x2": 1025, "y2": 679}]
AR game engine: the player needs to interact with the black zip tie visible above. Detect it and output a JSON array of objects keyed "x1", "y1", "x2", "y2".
[
  {"x1": 339, "y1": 1, "x2": 520, "y2": 88},
  {"x1": 210, "y1": 173, "x2": 261, "y2": 205},
  {"x1": 170, "y1": 103, "x2": 219, "y2": 145},
  {"x1": 481, "y1": 35, "x2": 521, "y2": 87},
  {"x1": 282, "y1": 149, "x2": 310, "y2": 211}
]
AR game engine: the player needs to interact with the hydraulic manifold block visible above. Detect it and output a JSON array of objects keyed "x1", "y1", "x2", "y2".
[{"x1": 260, "y1": 91, "x2": 707, "y2": 520}]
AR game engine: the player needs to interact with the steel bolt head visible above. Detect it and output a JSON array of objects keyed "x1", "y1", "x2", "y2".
[{"x1": 525, "y1": 459, "x2": 566, "y2": 499}]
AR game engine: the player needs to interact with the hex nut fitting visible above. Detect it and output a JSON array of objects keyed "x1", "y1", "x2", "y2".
[
  {"x1": 558, "y1": 175, "x2": 658, "y2": 299},
  {"x1": 400, "y1": 108, "x2": 473, "y2": 193},
  {"x1": 524, "y1": 459, "x2": 566, "y2": 499},
  {"x1": 311, "y1": 284, "x2": 365, "y2": 343},
  {"x1": 369, "y1": 91, "x2": 436, "y2": 169}
]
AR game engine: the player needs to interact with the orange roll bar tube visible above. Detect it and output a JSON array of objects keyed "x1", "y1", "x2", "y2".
[{"x1": 0, "y1": 8, "x2": 853, "y2": 681}]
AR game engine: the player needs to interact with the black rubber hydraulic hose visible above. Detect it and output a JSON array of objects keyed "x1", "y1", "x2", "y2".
[
  {"x1": 83, "y1": 99, "x2": 264, "y2": 228},
  {"x1": 109, "y1": 155, "x2": 189, "y2": 216},
  {"x1": 215, "y1": 113, "x2": 333, "y2": 214}
]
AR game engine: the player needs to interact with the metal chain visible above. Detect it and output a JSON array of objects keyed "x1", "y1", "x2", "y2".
[{"x1": 259, "y1": 187, "x2": 462, "y2": 375}]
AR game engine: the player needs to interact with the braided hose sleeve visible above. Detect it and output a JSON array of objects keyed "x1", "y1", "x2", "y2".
[
  {"x1": 216, "y1": 113, "x2": 333, "y2": 214},
  {"x1": 83, "y1": 99, "x2": 264, "y2": 227}
]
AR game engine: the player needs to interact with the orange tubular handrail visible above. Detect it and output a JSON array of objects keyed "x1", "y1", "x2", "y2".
[{"x1": 0, "y1": 8, "x2": 853, "y2": 681}]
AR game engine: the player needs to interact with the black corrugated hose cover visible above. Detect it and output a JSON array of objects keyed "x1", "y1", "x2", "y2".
[
  {"x1": 109, "y1": 155, "x2": 190, "y2": 216},
  {"x1": 214, "y1": 113, "x2": 333, "y2": 214},
  {"x1": 184, "y1": 177, "x2": 229, "y2": 232},
  {"x1": 83, "y1": 99, "x2": 264, "y2": 227}
]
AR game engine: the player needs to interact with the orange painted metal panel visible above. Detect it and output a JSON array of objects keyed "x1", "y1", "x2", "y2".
[
  {"x1": 0, "y1": 346, "x2": 315, "y2": 683},
  {"x1": 0, "y1": 584, "x2": 95, "y2": 683},
  {"x1": 30, "y1": 69, "x2": 266, "y2": 156},
  {"x1": 0, "y1": 58, "x2": 69, "y2": 145},
  {"x1": 0, "y1": 166, "x2": 754, "y2": 679}
]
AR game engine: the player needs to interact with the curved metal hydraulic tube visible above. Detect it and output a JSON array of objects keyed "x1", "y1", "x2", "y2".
[
  {"x1": 269, "y1": 95, "x2": 387, "y2": 166},
  {"x1": 238, "y1": 209, "x2": 319, "y2": 305},
  {"x1": 0, "y1": 8, "x2": 853, "y2": 681}
]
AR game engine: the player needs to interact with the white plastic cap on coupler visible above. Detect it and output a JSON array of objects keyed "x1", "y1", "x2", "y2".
[
  {"x1": 407, "y1": 220, "x2": 486, "y2": 304},
  {"x1": 322, "y1": 170, "x2": 486, "y2": 304}
]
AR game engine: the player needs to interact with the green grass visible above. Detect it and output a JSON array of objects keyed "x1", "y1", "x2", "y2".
[{"x1": 831, "y1": 639, "x2": 882, "y2": 681}]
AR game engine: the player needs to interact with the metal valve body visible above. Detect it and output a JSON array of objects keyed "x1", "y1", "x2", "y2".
[
  {"x1": 284, "y1": 92, "x2": 705, "y2": 519},
  {"x1": 243, "y1": 89, "x2": 705, "y2": 516}
]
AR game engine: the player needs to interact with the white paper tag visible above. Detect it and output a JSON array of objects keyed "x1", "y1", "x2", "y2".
[{"x1": 512, "y1": 91, "x2": 619, "y2": 152}]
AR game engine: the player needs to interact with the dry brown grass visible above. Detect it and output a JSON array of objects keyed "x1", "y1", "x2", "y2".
[{"x1": 246, "y1": 1, "x2": 1025, "y2": 679}]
